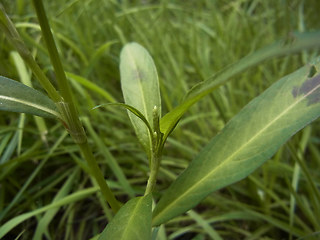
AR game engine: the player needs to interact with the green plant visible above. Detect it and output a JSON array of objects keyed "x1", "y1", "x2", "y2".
[{"x1": 0, "y1": 1, "x2": 320, "y2": 239}]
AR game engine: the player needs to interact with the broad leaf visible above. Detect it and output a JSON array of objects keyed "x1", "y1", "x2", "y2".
[
  {"x1": 98, "y1": 194, "x2": 152, "y2": 240},
  {"x1": 160, "y1": 31, "x2": 320, "y2": 142},
  {"x1": 0, "y1": 76, "x2": 60, "y2": 119},
  {"x1": 152, "y1": 58, "x2": 320, "y2": 226},
  {"x1": 120, "y1": 42, "x2": 161, "y2": 157}
]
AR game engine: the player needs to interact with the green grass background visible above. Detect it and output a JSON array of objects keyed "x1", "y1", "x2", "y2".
[{"x1": 0, "y1": 0, "x2": 320, "y2": 239}]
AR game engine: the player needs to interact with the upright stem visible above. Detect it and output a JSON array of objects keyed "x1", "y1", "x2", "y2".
[
  {"x1": 145, "y1": 106, "x2": 163, "y2": 195},
  {"x1": 144, "y1": 152, "x2": 161, "y2": 195},
  {"x1": 32, "y1": 0, "x2": 73, "y2": 104},
  {"x1": 0, "y1": 4, "x2": 61, "y2": 102},
  {"x1": 79, "y1": 143, "x2": 121, "y2": 212},
  {"x1": 19, "y1": 1, "x2": 120, "y2": 213}
]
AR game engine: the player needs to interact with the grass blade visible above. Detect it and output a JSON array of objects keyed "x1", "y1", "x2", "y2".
[
  {"x1": 0, "y1": 187, "x2": 98, "y2": 239},
  {"x1": 152, "y1": 58, "x2": 320, "y2": 226},
  {"x1": 33, "y1": 169, "x2": 79, "y2": 240},
  {"x1": 10, "y1": 51, "x2": 49, "y2": 143},
  {"x1": 94, "y1": 103, "x2": 153, "y2": 137},
  {"x1": 66, "y1": 72, "x2": 116, "y2": 103},
  {"x1": 187, "y1": 210, "x2": 223, "y2": 240},
  {"x1": 83, "y1": 117, "x2": 136, "y2": 198}
]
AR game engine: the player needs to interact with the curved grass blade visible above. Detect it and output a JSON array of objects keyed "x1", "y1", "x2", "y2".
[
  {"x1": 152, "y1": 58, "x2": 320, "y2": 226},
  {"x1": 83, "y1": 117, "x2": 136, "y2": 198},
  {"x1": 33, "y1": 169, "x2": 79, "y2": 240},
  {"x1": 120, "y1": 42, "x2": 161, "y2": 157},
  {"x1": 0, "y1": 76, "x2": 60, "y2": 119},
  {"x1": 66, "y1": 72, "x2": 116, "y2": 103},
  {"x1": 187, "y1": 210, "x2": 223, "y2": 240},
  {"x1": 93, "y1": 103, "x2": 153, "y2": 137},
  {"x1": 98, "y1": 194, "x2": 152, "y2": 240},
  {"x1": 0, "y1": 187, "x2": 98, "y2": 239},
  {"x1": 11, "y1": 51, "x2": 49, "y2": 143},
  {"x1": 160, "y1": 31, "x2": 320, "y2": 142},
  {"x1": 84, "y1": 40, "x2": 118, "y2": 76}
]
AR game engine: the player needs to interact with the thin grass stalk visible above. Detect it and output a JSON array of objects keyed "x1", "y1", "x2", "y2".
[
  {"x1": 31, "y1": 0, "x2": 121, "y2": 213},
  {"x1": 0, "y1": 4, "x2": 61, "y2": 102}
]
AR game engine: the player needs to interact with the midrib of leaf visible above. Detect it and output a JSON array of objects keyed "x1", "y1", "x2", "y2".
[
  {"x1": 127, "y1": 49, "x2": 149, "y2": 122},
  {"x1": 154, "y1": 77, "x2": 320, "y2": 222},
  {"x1": 121, "y1": 197, "x2": 145, "y2": 239},
  {"x1": 0, "y1": 95, "x2": 60, "y2": 118}
]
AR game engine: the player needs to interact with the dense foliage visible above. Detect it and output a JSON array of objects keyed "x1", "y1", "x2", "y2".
[{"x1": 1, "y1": 0, "x2": 320, "y2": 239}]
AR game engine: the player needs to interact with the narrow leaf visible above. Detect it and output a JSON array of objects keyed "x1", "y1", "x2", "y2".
[
  {"x1": 120, "y1": 42, "x2": 161, "y2": 156},
  {"x1": 11, "y1": 51, "x2": 49, "y2": 143},
  {"x1": 33, "y1": 169, "x2": 79, "y2": 240},
  {"x1": 0, "y1": 187, "x2": 98, "y2": 239},
  {"x1": 0, "y1": 76, "x2": 60, "y2": 119},
  {"x1": 98, "y1": 194, "x2": 152, "y2": 240},
  {"x1": 160, "y1": 31, "x2": 320, "y2": 142},
  {"x1": 83, "y1": 117, "x2": 136, "y2": 198},
  {"x1": 93, "y1": 103, "x2": 153, "y2": 136},
  {"x1": 66, "y1": 72, "x2": 116, "y2": 103},
  {"x1": 152, "y1": 58, "x2": 320, "y2": 226}
]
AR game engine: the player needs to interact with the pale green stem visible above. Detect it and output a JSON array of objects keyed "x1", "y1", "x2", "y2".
[
  {"x1": 145, "y1": 152, "x2": 161, "y2": 195},
  {"x1": 145, "y1": 106, "x2": 163, "y2": 195}
]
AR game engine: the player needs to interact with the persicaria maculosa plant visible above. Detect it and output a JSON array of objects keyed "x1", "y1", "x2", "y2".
[{"x1": 0, "y1": 1, "x2": 320, "y2": 239}]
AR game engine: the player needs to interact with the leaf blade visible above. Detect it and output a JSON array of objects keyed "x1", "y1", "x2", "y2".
[
  {"x1": 98, "y1": 194, "x2": 152, "y2": 240},
  {"x1": 120, "y1": 42, "x2": 161, "y2": 156},
  {"x1": 152, "y1": 58, "x2": 320, "y2": 226},
  {"x1": 160, "y1": 31, "x2": 320, "y2": 141},
  {"x1": 0, "y1": 76, "x2": 60, "y2": 118}
]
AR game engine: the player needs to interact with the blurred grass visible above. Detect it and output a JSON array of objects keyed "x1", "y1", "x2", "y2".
[{"x1": 0, "y1": 0, "x2": 320, "y2": 239}]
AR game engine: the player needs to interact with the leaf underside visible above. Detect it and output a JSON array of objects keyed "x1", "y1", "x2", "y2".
[{"x1": 152, "y1": 58, "x2": 320, "y2": 226}]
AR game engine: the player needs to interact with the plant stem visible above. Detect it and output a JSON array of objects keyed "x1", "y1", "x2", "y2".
[
  {"x1": 32, "y1": 0, "x2": 73, "y2": 104},
  {"x1": 79, "y1": 142, "x2": 121, "y2": 212},
  {"x1": 145, "y1": 151, "x2": 161, "y2": 195},
  {"x1": 24, "y1": 0, "x2": 121, "y2": 213},
  {"x1": 145, "y1": 107, "x2": 163, "y2": 195},
  {"x1": 0, "y1": 4, "x2": 61, "y2": 102}
]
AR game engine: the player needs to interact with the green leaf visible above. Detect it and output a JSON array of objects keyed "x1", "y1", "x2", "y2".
[
  {"x1": 93, "y1": 103, "x2": 153, "y2": 137},
  {"x1": 160, "y1": 31, "x2": 320, "y2": 142},
  {"x1": 120, "y1": 42, "x2": 161, "y2": 156},
  {"x1": 98, "y1": 194, "x2": 152, "y2": 240},
  {"x1": 152, "y1": 58, "x2": 320, "y2": 226},
  {"x1": 0, "y1": 76, "x2": 60, "y2": 119}
]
